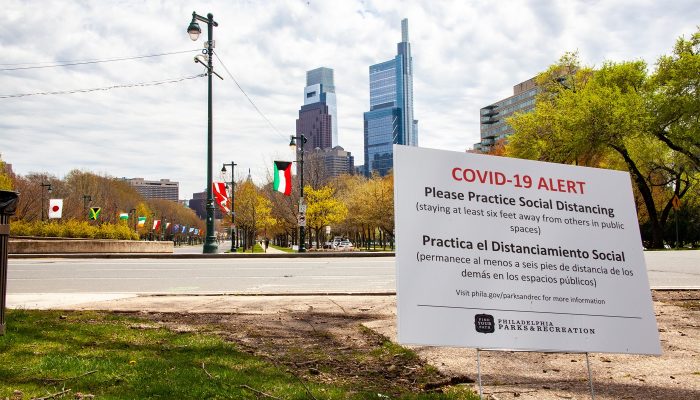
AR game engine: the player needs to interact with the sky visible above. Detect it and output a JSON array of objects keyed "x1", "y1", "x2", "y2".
[{"x1": 1, "y1": 0, "x2": 699, "y2": 199}]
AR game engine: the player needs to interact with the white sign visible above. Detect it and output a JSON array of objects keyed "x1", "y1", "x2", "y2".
[
  {"x1": 394, "y1": 145, "x2": 660, "y2": 355},
  {"x1": 298, "y1": 212, "x2": 306, "y2": 227}
]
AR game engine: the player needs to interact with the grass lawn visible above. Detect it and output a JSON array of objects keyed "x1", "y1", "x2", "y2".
[
  {"x1": 235, "y1": 243, "x2": 265, "y2": 253},
  {"x1": 0, "y1": 310, "x2": 477, "y2": 399},
  {"x1": 269, "y1": 244, "x2": 294, "y2": 253}
]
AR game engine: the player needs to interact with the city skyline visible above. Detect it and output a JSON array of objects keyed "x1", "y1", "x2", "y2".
[{"x1": 1, "y1": 1, "x2": 698, "y2": 197}]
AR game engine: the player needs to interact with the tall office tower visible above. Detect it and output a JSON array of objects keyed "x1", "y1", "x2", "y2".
[
  {"x1": 296, "y1": 67, "x2": 338, "y2": 150},
  {"x1": 474, "y1": 77, "x2": 537, "y2": 153},
  {"x1": 363, "y1": 18, "x2": 418, "y2": 177}
]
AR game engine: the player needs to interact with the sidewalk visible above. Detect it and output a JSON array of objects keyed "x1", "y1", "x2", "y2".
[{"x1": 172, "y1": 241, "x2": 288, "y2": 254}]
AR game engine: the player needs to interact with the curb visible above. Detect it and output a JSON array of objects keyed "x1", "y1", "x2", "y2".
[{"x1": 8, "y1": 251, "x2": 396, "y2": 259}]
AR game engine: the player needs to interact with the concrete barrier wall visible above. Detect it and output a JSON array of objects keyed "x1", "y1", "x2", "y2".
[{"x1": 9, "y1": 239, "x2": 173, "y2": 254}]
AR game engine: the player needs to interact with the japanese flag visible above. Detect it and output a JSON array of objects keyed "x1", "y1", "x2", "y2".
[{"x1": 48, "y1": 199, "x2": 63, "y2": 219}]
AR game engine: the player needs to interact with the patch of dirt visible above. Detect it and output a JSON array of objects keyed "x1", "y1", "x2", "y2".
[
  {"x1": 118, "y1": 291, "x2": 699, "y2": 399},
  {"x1": 134, "y1": 309, "x2": 471, "y2": 397}
]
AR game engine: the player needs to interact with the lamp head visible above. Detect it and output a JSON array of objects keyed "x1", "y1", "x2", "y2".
[
  {"x1": 289, "y1": 135, "x2": 297, "y2": 148},
  {"x1": 187, "y1": 13, "x2": 201, "y2": 41},
  {"x1": 221, "y1": 165, "x2": 227, "y2": 173}
]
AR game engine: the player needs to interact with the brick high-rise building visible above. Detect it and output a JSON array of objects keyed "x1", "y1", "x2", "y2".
[
  {"x1": 296, "y1": 67, "x2": 338, "y2": 151},
  {"x1": 474, "y1": 77, "x2": 537, "y2": 152}
]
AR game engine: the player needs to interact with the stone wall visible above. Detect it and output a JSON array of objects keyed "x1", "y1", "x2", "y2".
[{"x1": 9, "y1": 238, "x2": 173, "y2": 254}]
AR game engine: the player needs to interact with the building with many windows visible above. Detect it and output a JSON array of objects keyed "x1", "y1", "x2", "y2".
[
  {"x1": 306, "y1": 146, "x2": 354, "y2": 184},
  {"x1": 296, "y1": 67, "x2": 338, "y2": 151},
  {"x1": 126, "y1": 178, "x2": 179, "y2": 201},
  {"x1": 188, "y1": 190, "x2": 223, "y2": 220},
  {"x1": 363, "y1": 18, "x2": 417, "y2": 177},
  {"x1": 474, "y1": 77, "x2": 537, "y2": 152}
]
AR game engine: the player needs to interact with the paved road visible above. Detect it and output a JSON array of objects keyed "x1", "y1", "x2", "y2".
[
  {"x1": 5, "y1": 251, "x2": 698, "y2": 309},
  {"x1": 7, "y1": 257, "x2": 396, "y2": 295},
  {"x1": 643, "y1": 250, "x2": 700, "y2": 289}
]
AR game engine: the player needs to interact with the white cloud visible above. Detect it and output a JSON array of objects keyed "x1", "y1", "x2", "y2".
[{"x1": 1, "y1": 0, "x2": 698, "y2": 198}]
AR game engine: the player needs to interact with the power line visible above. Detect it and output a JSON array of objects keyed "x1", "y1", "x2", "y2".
[
  {"x1": 0, "y1": 49, "x2": 200, "y2": 71},
  {"x1": 213, "y1": 52, "x2": 287, "y2": 140},
  {"x1": 0, "y1": 74, "x2": 206, "y2": 99}
]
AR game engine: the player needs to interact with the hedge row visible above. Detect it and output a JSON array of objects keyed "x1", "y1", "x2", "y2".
[{"x1": 9, "y1": 220, "x2": 139, "y2": 240}]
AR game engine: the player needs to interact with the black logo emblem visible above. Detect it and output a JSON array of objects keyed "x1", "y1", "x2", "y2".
[{"x1": 475, "y1": 314, "x2": 495, "y2": 333}]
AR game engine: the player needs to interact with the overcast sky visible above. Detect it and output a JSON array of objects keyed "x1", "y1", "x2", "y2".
[{"x1": 1, "y1": 0, "x2": 698, "y2": 199}]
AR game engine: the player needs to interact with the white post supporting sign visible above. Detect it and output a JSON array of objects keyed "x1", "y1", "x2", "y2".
[{"x1": 394, "y1": 145, "x2": 660, "y2": 355}]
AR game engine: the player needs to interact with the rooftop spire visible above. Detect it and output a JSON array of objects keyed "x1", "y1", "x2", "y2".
[{"x1": 401, "y1": 18, "x2": 409, "y2": 42}]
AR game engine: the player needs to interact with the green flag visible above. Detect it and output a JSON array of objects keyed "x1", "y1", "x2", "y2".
[
  {"x1": 119, "y1": 213, "x2": 129, "y2": 220},
  {"x1": 89, "y1": 207, "x2": 101, "y2": 220}
]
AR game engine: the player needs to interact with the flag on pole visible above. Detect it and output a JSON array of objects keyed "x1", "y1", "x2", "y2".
[
  {"x1": 152, "y1": 220, "x2": 161, "y2": 230},
  {"x1": 48, "y1": 199, "x2": 63, "y2": 219},
  {"x1": 119, "y1": 213, "x2": 129, "y2": 220},
  {"x1": 137, "y1": 216, "x2": 146, "y2": 227},
  {"x1": 189, "y1": 227, "x2": 195, "y2": 233},
  {"x1": 273, "y1": 161, "x2": 292, "y2": 196},
  {"x1": 172, "y1": 224, "x2": 179, "y2": 232},
  {"x1": 89, "y1": 207, "x2": 101, "y2": 220},
  {"x1": 181, "y1": 225, "x2": 187, "y2": 233},
  {"x1": 213, "y1": 181, "x2": 230, "y2": 213},
  {"x1": 166, "y1": 222, "x2": 171, "y2": 230}
]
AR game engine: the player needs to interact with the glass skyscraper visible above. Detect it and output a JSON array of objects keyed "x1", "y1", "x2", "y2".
[{"x1": 363, "y1": 18, "x2": 417, "y2": 177}]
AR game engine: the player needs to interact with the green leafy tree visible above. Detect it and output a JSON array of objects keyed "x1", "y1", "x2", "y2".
[
  {"x1": 650, "y1": 30, "x2": 700, "y2": 170},
  {"x1": 507, "y1": 50, "x2": 697, "y2": 248},
  {"x1": 304, "y1": 185, "x2": 347, "y2": 248},
  {"x1": 0, "y1": 156, "x2": 13, "y2": 191}
]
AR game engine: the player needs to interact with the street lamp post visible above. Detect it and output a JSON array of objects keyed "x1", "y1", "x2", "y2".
[
  {"x1": 187, "y1": 11, "x2": 219, "y2": 254},
  {"x1": 40, "y1": 183, "x2": 52, "y2": 221},
  {"x1": 150, "y1": 213, "x2": 155, "y2": 241},
  {"x1": 289, "y1": 134, "x2": 308, "y2": 253},
  {"x1": 129, "y1": 208, "x2": 136, "y2": 230},
  {"x1": 83, "y1": 194, "x2": 91, "y2": 219},
  {"x1": 221, "y1": 162, "x2": 237, "y2": 252}
]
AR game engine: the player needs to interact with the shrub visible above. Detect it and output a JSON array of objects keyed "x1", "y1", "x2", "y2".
[{"x1": 9, "y1": 219, "x2": 138, "y2": 240}]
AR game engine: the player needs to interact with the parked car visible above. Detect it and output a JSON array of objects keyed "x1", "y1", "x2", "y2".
[
  {"x1": 337, "y1": 240, "x2": 354, "y2": 250},
  {"x1": 323, "y1": 241, "x2": 334, "y2": 249}
]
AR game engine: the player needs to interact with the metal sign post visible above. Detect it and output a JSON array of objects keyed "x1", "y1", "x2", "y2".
[{"x1": 473, "y1": 350, "x2": 596, "y2": 400}]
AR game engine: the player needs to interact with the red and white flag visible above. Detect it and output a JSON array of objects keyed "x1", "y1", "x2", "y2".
[
  {"x1": 152, "y1": 220, "x2": 161, "y2": 230},
  {"x1": 48, "y1": 199, "x2": 63, "y2": 219},
  {"x1": 213, "y1": 182, "x2": 231, "y2": 214}
]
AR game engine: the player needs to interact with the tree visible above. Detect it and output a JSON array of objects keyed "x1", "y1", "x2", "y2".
[
  {"x1": 304, "y1": 185, "x2": 347, "y2": 248},
  {"x1": 0, "y1": 156, "x2": 12, "y2": 191},
  {"x1": 507, "y1": 51, "x2": 697, "y2": 248},
  {"x1": 234, "y1": 180, "x2": 261, "y2": 250},
  {"x1": 649, "y1": 30, "x2": 700, "y2": 170}
]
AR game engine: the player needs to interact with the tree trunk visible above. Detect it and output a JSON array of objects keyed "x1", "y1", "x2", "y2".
[{"x1": 611, "y1": 144, "x2": 664, "y2": 248}]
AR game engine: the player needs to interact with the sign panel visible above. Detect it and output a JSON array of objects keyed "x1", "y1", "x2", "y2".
[{"x1": 394, "y1": 145, "x2": 660, "y2": 355}]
